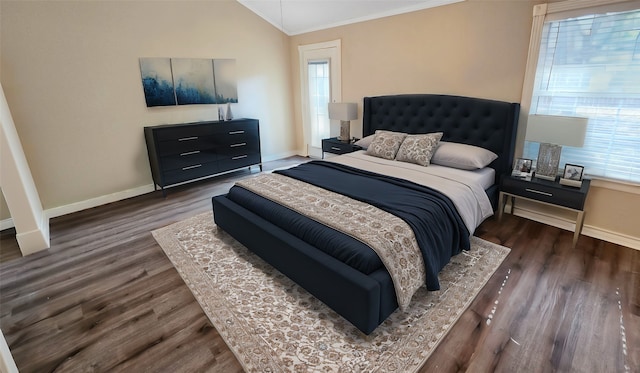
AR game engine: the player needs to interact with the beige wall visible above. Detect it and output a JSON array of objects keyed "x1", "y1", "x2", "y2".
[
  {"x1": 0, "y1": 0, "x2": 294, "y2": 219},
  {"x1": 1, "y1": 0, "x2": 638, "y2": 246},
  {"x1": 287, "y1": 0, "x2": 639, "y2": 246},
  {"x1": 289, "y1": 0, "x2": 532, "y2": 140}
]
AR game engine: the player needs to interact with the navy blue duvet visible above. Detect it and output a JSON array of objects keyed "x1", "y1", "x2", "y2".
[{"x1": 227, "y1": 161, "x2": 469, "y2": 291}]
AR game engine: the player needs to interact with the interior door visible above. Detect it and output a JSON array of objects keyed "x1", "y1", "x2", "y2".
[{"x1": 299, "y1": 40, "x2": 342, "y2": 158}]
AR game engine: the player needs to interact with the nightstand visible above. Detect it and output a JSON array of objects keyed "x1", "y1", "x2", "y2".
[
  {"x1": 498, "y1": 174, "x2": 590, "y2": 247},
  {"x1": 321, "y1": 137, "x2": 362, "y2": 158}
]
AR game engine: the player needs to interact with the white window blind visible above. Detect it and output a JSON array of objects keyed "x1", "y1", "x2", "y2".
[{"x1": 523, "y1": 8, "x2": 640, "y2": 183}]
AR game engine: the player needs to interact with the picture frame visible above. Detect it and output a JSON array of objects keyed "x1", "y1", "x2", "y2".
[
  {"x1": 512, "y1": 158, "x2": 534, "y2": 179},
  {"x1": 563, "y1": 163, "x2": 584, "y2": 181}
]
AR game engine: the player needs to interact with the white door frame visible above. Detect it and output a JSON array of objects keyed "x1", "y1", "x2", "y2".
[{"x1": 298, "y1": 39, "x2": 342, "y2": 157}]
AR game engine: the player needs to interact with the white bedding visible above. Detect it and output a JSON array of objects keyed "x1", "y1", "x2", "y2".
[{"x1": 326, "y1": 150, "x2": 494, "y2": 234}]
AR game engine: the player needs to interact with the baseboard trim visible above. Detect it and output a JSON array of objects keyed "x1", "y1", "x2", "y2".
[
  {"x1": 15, "y1": 213, "x2": 50, "y2": 255},
  {"x1": 512, "y1": 205, "x2": 640, "y2": 251},
  {"x1": 44, "y1": 184, "x2": 156, "y2": 220},
  {"x1": 262, "y1": 150, "x2": 300, "y2": 163},
  {"x1": 0, "y1": 155, "x2": 304, "y2": 231},
  {"x1": 0, "y1": 218, "x2": 14, "y2": 231},
  {"x1": 5, "y1": 161, "x2": 636, "y2": 252}
]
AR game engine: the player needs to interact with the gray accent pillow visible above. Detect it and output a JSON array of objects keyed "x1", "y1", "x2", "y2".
[
  {"x1": 395, "y1": 133, "x2": 443, "y2": 166},
  {"x1": 366, "y1": 131, "x2": 408, "y2": 160},
  {"x1": 431, "y1": 141, "x2": 498, "y2": 170}
]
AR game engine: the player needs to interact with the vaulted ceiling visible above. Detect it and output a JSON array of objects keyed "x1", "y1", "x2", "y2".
[{"x1": 237, "y1": 0, "x2": 464, "y2": 35}]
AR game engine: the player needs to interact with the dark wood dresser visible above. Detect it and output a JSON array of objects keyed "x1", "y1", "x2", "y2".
[{"x1": 144, "y1": 118, "x2": 261, "y2": 195}]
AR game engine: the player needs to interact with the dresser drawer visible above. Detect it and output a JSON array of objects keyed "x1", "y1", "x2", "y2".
[
  {"x1": 219, "y1": 140, "x2": 260, "y2": 157},
  {"x1": 154, "y1": 123, "x2": 216, "y2": 141},
  {"x1": 160, "y1": 149, "x2": 219, "y2": 171},
  {"x1": 216, "y1": 124, "x2": 258, "y2": 147},
  {"x1": 213, "y1": 120, "x2": 258, "y2": 136},
  {"x1": 322, "y1": 138, "x2": 360, "y2": 155},
  {"x1": 162, "y1": 161, "x2": 219, "y2": 185},
  {"x1": 501, "y1": 176, "x2": 588, "y2": 210},
  {"x1": 218, "y1": 153, "x2": 261, "y2": 173},
  {"x1": 156, "y1": 136, "x2": 215, "y2": 156}
]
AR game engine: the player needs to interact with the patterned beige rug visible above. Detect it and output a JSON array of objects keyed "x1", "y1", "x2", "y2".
[{"x1": 152, "y1": 211, "x2": 510, "y2": 372}]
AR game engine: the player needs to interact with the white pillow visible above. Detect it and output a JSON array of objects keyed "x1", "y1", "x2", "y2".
[
  {"x1": 354, "y1": 134, "x2": 375, "y2": 149},
  {"x1": 431, "y1": 142, "x2": 498, "y2": 170},
  {"x1": 395, "y1": 133, "x2": 443, "y2": 167}
]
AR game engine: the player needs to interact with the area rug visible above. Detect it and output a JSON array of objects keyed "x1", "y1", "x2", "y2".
[{"x1": 152, "y1": 211, "x2": 510, "y2": 372}]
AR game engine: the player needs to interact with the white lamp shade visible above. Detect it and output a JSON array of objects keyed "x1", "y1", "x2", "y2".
[
  {"x1": 328, "y1": 103, "x2": 357, "y2": 121},
  {"x1": 525, "y1": 115, "x2": 588, "y2": 147}
]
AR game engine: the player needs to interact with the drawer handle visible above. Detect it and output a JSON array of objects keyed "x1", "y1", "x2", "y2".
[
  {"x1": 229, "y1": 130, "x2": 245, "y2": 135},
  {"x1": 232, "y1": 155, "x2": 248, "y2": 160},
  {"x1": 525, "y1": 188, "x2": 553, "y2": 197},
  {"x1": 180, "y1": 150, "x2": 200, "y2": 156},
  {"x1": 230, "y1": 142, "x2": 247, "y2": 148},
  {"x1": 182, "y1": 164, "x2": 202, "y2": 170},
  {"x1": 178, "y1": 136, "x2": 198, "y2": 141},
  {"x1": 331, "y1": 147, "x2": 342, "y2": 151}
]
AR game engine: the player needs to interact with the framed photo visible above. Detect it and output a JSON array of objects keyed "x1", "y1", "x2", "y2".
[
  {"x1": 512, "y1": 158, "x2": 534, "y2": 179},
  {"x1": 563, "y1": 164, "x2": 584, "y2": 181}
]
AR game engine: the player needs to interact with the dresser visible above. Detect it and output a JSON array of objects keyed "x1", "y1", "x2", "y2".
[{"x1": 144, "y1": 119, "x2": 261, "y2": 195}]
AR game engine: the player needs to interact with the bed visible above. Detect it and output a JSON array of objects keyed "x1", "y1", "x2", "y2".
[{"x1": 212, "y1": 94, "x2": 519, "y2": 334}]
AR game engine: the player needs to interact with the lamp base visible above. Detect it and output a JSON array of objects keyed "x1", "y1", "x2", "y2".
[
  {"x1": 559, "y1": 178, "x2": 582, "y2": 188},
  {"x1": 534, "y1": 173, "x2": 557, "y2": 181},
  {"x1": 534, "y1": 143, "x2": 562, "y2": 181},
  {"x1": 338, "y1": 120, "x2": 351, "y2": 142}
]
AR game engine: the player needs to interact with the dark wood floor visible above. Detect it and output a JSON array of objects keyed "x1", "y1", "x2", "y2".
[{"x1": 1, "y1": 156, "x2": 638, "y2": 372}]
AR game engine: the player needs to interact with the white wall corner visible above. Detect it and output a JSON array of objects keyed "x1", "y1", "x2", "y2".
[
  {"x1": 15, "y1": 214, "x2": 50, "y2": 256},
  {"x1": 0, "y1": 329, "x2": 18, "y2": 373},
  {"x1": 0, "y1": 82, "x2": 50, "y2": 255}
]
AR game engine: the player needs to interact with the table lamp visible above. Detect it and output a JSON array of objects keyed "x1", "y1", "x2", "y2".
[
  {"x1": 525, "y1": 114, "x2": 588, "y2": 181},
  {"x1": 328, "y1": 102, "x2": 357, "y2": 142}
]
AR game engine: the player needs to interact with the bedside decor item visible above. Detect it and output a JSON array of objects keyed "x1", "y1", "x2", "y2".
[
  {"x1": 225, "y1": 102, "x2": 233, "y2": 121},
  {"x1": 525, "y1": 115, "x2": 588, "y2": 181},
  {"x1": 328, "y1": 102, "x2": 357, "y2": 142},
  {"x1": 560, "y1": 163, "x2": 585, "y2": 187},
  {"x1": 511, "y1": 157, "x2": 533, "y2": 180}
]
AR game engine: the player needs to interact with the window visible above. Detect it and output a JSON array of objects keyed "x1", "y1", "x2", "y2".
[{"x1": 523, "y1": 7, "x2": 640, "y2": 183}]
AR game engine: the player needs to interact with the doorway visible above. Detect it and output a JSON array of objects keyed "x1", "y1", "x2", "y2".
[{"x1": 298, "y1": 40, "x2": 342, "y2": 158}]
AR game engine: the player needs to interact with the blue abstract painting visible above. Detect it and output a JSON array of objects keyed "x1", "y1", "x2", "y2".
[
  {"x1": 139, "y1": 57, "x2": 238, "y2": 107},
  {"x1": 139, "y1": 58, "x2": 176, "y2": 107},
  {"x1": 213, "y1": 59, "x2": 238, "y2": 103},
  {"x1": 172, "y1": 58, "x2": 217, "y2": 105}
]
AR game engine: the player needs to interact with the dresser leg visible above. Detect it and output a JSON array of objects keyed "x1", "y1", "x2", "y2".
[{"x1": 498, "y1": 192, "x2": 505, "y2": 221}]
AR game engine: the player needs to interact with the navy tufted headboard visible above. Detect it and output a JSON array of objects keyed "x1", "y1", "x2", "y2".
[{"x1": 362, "y1": 94, "x2": 520, "y2": 208}]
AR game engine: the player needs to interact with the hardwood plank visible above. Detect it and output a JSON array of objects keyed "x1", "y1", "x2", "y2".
[{"x1": 0, "y1": 156, "x2": 638, "y2": 372}]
